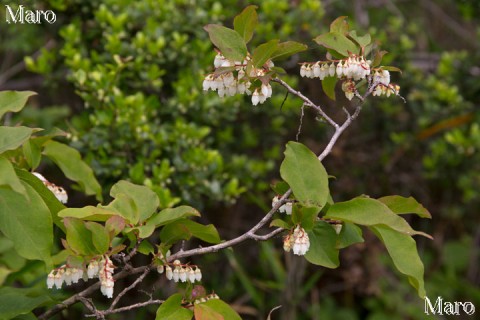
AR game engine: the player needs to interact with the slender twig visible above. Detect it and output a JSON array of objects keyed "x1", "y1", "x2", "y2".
[
  {"x1": 296, "y1": 104, "x2": 306, "y2": 141},
  {"x1": 250, "y1": 227, "x2": 284, "y2": 241},
  {"x1": 272, "y1": 78, "x2": 339, "y2": 129},
  {"x1": 85, "y1": 299, "x2": 164, "y2": 317},
  {"x1": 109, "y1": 267, "x2": 151, "y2": 311}
]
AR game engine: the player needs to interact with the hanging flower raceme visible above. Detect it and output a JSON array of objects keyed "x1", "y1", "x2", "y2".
[
  {"x1": 163, "y1": 259, "x2": 202, "y2": 284},
  {"x1": 300, "y1": 55, "x2": 370, "y2": 82},
  {"x1": 203, "y1": 52, "x2": 274, "y2": 106},
  {"x1": 46, "y1": 265, "x2": 84, "y2": 289},
  {"x1": 283, "y1": 225, "x2": 310, "y2": 256},
  {"x1": 99, "y1": 256, "x2": 115, "y2": 298}
]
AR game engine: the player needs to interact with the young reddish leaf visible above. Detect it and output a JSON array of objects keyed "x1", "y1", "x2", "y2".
[
  {"x1": 204, "y1": 24, "x2": 247, "y2": 61},
  {"x1": 329, "y1": 16, "x2": 349, "y2": 34},
  {"x1": 372, "y1": 50, "x2": 388, "y2": 67},
  {"x1": 252, "y1": 39, "x2": 279, "y2": 68},
  {"x1": 194, "y1": 300, "x2": 241, "y2": 320},
  {"x1": 370, "y1": 225, "x2": 426, "y2": 298},
  {"x1": 233, "y1": 5, "x2": 258, "y2": 43},
  {"x1": 314, "y1": 32, "x2": 359, "y2": 57},
  {"x1": 378, "y1": 196, "x2": 431, "y2": 218},
  {"x1": 270, "y1": 41, "x2": 308, "y2": 61},
  {"x1": 305, "y1": 221, "x2": 340, "y2": 268},
  {"x1": 105, "y1": 215, "x2": 126, "y2": 237},
  {"x1": 348, "y1": 30, "x2": 371, "y2": 48},
  {"x1": 321, "y1": 76, "x2": 337, "y2": 101}
]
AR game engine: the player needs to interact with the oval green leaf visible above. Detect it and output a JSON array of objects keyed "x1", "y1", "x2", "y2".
[
  {"x1": 160, "y1": 219, "x2": 220, "y2": 245},
  {"x1": 204, "y1": 24, "x2": 247, "y2": 61},
  {"x1": 43, "y1": 141, "x2": 102, "y2": 200},
  {"x1": 0, "y1": 91, "x2": 37, "y2": 120},
  {"x1": 304, "y1": 221, "x2": 339, "y2": 268},
  {"x1": 233, "y1": 5, "x2": 258, "y2": 43},
  {"x1": 370, "y1": 225, "x2": 426, "y2": 298},
  {"x1": 252, "y1": 39, "x2": 279, "y2": 68},
  {"x1": 0, "y1": 182, "x2": 53, "y2": 264},
  {"x1": 110, "y1": 180, "x2": 159, "y2": 222},
  {"x1": 270, "y1": 41, "x2": 308, "y2": 61},
  {"x1": 155, "y1": 293, "x2": 193, "y2": 320},
  {"x1": 314, "y1": 32, "x2": 359, "y2": 57},
  {"x1": 324, "y1": 197, "x2": 432, "y2": 238},
  {"x1": 280, "y1": 142, "x2": 329, "y2": 208},
  {"x1": 0, "y1": 126, "x2": 38, "y2": 155},
  {"x1": 378, "y1": 195, "x2": 431, "y2": 218}
]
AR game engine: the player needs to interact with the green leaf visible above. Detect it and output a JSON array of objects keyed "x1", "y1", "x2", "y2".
[
  {"x1": 292, "y1": 204, "x2": 320, "y2": 231},
  {"x1": 0, "y1": 126, "x2": 38, "y2": 155},
  {"x1": 0, "y1": 287, "x2": 51, "y2": 320},
  {"x1": 304, "y1": 221, "x2": 339, "y2": 268},
  {"x1": 0, "y1": 182, "x2": 52, "y2": 264},
  {"x1": 270, "y1": 41, "x2": 308, "y2": 61},
  {"x1": 124, "y1": 224, "x2": 156, "y2": 239},
  {"x1": 195, "y1": 299, "x2": 242, "y2": 320},
  {"x1": 370, "y1": 225, "x2": 426, "y2": 298},
  {"x1": 329, "y1": 16, "x2": 349, "y2": 34},
  {"x1": 371, "y1": 50, "x2": 388, "y2": 67},
  {"x1": 58, "y1": 206, "x2": 117, "y2": 221},
  {"x1": 160, "y1": 219, "x2": 221, "y2": 245},
  {"x1": 336, "y1": 222, "x2": 364, "y2": 249},
  {"x1": 85, "y1": 222, "x2": 110, "y2": 254},
  {"x1": 381, "y1": 66, "x2": 402, "y2": 73},
  {"x1": 324, "y1": 197, "x2": 432, "y2": 238},
  {"x1": 348, "y1": 30, "x2": 371, "y2": 48},
  {"x1": 0, "y1": 156, "x2": 26, "y2": 196},
  {"x1": 233, "y1": 5, "x2": 258, "y2": 43},
  {"x1": 147, "y1": 205, "x2": 200, "y2": 227},
  {"x1": 270, "y1": 218, "x2": 291, "y2": 229},
  {"x1": 110, "y1": 180, "x2": 159, "y2": 222},
  {"x1": 271, "y1": 181, "x2": 290, "y2": 195},
  {"x1": 321, "y1": 76, "x2": 337, "y2": 101},
  {"x1": 22, "y1": 140, "x2": 41, "y2": 170},
  {"x1": 137, "y1": 240, "x2": 154, "y2": 255},
  {"x1": 43, "y1": 141, "x2": 102, "y2": 200},
  {"x1": 378, "y1": 195, "x2": 431, "y2": 218},
  {"x1": 100, "y1": 193, "x2": 139, "y2": 224},
  {"x1": 0, "y1": 91, "x2": 36, "y2": 120},
  {"x1": 63, "y1": 217, "x2": 98, "y2": 256},
  {"x1": 105, "y1": 215, "x2": 126, "y2": 237},
  {"x1": 16, "y1": 169, "x2": 66, "y2": 231},
  {"x1": 280, "y1": 142, "x2": 329, "y2": 208},
  {"x1": 252, "y1": 40, "x2": 279, "y2": 68},
  {"x1": 204, "y1": 24, "x2": 248, "y2": 61},
  {"x1": 314, "y1": 32, "x2": 359, "y2": 57},
  {"x1": 155, "y1": 293, "x2": 193, "y2": 320}
]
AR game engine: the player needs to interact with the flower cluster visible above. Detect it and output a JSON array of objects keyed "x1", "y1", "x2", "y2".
[
  {"x1": 86, "y1": 256, "x2": 115, "y2": 298},
  {"x1": 163, "y1": 259, "x2": 202, "y2": 283},
  {"x1": 193, "y1": 293, "x2": 220, "y2": 305},
  {"x1": 47, "y1": 265, "x2": 84, "y2": 289},
  {"x1": 373, "y1": 83, "x2": 400, "y2": 97},
  {"x1": 300, "y1": 55, "x2": 371, "y2": 81},
  {"x1": 33, "y1": 172, "x2": 68, "y2": 204},
  {"x1": 272, "y1": 195, "x2": 292, "y2": 215},
  {"x1": 283, "y1": 225, "x2": 310, "y2": 256},
  {"x1": 203, "y1": 53, "x2": 274, "y2": 106}
]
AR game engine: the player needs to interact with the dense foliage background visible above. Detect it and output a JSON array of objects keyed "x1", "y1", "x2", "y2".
[{"x1": 1, "y1": 0, "x2": 479, "y2": 319}]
